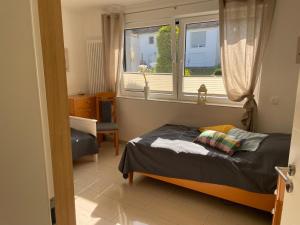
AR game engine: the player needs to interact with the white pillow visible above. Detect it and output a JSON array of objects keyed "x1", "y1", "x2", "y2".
[{"x1": 228, "y1": 128, "x2": 268, "y2": 152}]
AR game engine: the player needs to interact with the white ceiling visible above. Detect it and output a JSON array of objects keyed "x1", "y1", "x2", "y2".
[{"x1": 61, "y1": 0, "x2": 152, "y2": 9}]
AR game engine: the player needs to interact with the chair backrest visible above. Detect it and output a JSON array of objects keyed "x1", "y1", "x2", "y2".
[{"x1": 96, "y1": 92, "x2": 117, "y2": 123}]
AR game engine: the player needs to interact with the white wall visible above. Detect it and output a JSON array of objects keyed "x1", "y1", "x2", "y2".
[
  {"x1": 117, "y1": 98, "x2": 244, "y2": 141},
  {"x1": 62, "y1": 8, "x2": 89, "y2": 95},
  {"x1": 62, "y1": 7, "x2": 103, "y2": 95},
  {"x1": 256, "y1": 0, "x2": 300, "y2": 133},
  {"x1": 83, "y1": 8, "x2": 103, "y2": 40},
  {"x1": 0, "y1": 0, "x2": 52, "y2": 224}
]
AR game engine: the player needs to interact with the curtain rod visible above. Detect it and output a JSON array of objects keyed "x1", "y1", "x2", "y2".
[{"x1": 125, "y1": 0, "x2": 213, "y2": 15}]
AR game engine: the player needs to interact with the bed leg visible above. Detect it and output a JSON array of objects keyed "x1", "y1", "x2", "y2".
[
  {"x1": 93, "y1": 153, "x2": 98, "y2": 162},
  {"x1": 114, "y1": 131, "x2": 119, "y2": 156},
  {"x1": 129, "y1": 172, "x2": 134, "y2": 185}
]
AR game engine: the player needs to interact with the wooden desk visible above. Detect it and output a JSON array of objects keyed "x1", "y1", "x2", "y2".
[{"x1": 68, "y1": 95, "x2": 96, "y2": 119}]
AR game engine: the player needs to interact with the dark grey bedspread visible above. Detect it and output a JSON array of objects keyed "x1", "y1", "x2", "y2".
[
  {"x1": 119, "y1": 124, "x2": 291, "y2": 194},
  {"x1": 71, "y1": 128, "x2": 98, "y2": 160}
]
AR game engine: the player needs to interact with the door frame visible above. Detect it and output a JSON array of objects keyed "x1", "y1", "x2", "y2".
[{"x1": 37, "y1": 0, "x2": 76, "y2": 224}]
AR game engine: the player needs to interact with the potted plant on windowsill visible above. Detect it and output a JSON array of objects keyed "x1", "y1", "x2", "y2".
[{"x1": 138, "y1": 65, "x2": 151, "y2": 100}]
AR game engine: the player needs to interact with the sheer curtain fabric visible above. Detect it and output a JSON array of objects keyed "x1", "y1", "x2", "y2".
[
  {"x1": 219, "y1": 0, "x2": 276, "y2": 130},
  {"x1": 101, "y1": 13, "x2": 124, "y2": 93}
]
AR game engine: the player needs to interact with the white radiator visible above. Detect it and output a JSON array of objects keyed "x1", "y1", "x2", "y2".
[{"x1": 87, "y1": 40, "x2": 105, "y2": 95}]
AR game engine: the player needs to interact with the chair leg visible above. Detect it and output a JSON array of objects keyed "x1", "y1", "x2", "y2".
[
  {"x1": 114, "y1": 130, "x2": 119, "y2": 156},
  {"x1": 93, "y1": 153, "x2": 98, "y2": 162},
  {"x1": 97, "y1": 133, "x2": 101, "y2": 145},
  {"x1": 113, "y1": 132, "x2": 116, "y2": 147},
  {"x1": 98, "y1": 134, "x2": 104, "y2": 143}
]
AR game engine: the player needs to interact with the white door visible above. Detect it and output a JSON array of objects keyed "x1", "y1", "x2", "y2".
[{"x1": 280, "y1": 71, "x2": 300, "y2": 225}]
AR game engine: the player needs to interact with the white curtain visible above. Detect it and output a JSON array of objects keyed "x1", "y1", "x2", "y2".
[
  {"x1": 220, "y1": 0, "x2": 276, "y2": 131},
  {"x1": 101, "y1": 13, "x2": 124, "y2": 93}
]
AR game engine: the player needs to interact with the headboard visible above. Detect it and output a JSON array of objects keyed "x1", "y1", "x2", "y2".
[{"x1": 69, "y1": 116, "x2": 97, "y2": 137}]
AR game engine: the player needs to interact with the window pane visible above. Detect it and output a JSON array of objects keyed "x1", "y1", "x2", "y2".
[
  {"x1": 123, "y1": 73, "x2": 173, "y2": 92},
  {"x1": 124, "y1": 25, "x2": 172, "y2": 73},
  {"x1": 123, "y1": 25, "x2": 173, "y2": 93},
  {"x1": 191, "y1": 31, "x2": 206, "y2": 48},
  {"x1": 183, "y1": 21, "x2": 225, "y2": 95}
]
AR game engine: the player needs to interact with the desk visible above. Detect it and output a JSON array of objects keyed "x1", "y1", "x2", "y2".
[{"x1": 69, "y1": 95, "x2": 96, "y2": 119}]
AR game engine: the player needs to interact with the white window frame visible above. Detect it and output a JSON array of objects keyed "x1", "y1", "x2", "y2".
[
  {"x1": 120, "y1": 18, "x2": 178, "y2": 101},
  {"x1": 120, "y1": 15, "x2": 243, "y2": 107},
  {"x1": 177, "y1": 14, "x2": 241, "y2": 106}
]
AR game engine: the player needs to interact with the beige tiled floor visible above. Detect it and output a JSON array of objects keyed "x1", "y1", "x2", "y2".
[{"x1": 73, "y1": 142, "x2": 272, "y2": 225}]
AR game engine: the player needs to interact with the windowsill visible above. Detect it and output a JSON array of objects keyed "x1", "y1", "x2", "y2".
[{"x1": 117, "y1": 95, "x2": 244, "y2": 109}]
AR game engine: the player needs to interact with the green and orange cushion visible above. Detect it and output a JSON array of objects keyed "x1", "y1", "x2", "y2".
[{"x1": 194, "y1": 130, "x2": 242, "y2": 156}]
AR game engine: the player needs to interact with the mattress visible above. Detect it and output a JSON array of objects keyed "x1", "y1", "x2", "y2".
[
  {"x1": 119, "y1": 124, "x2": 290, "y2": 194},
  {"x1": 71, "y1": 128, "x2": 98, "y2": 160}
]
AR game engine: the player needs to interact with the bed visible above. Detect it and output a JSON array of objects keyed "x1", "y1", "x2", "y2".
[
  {"x1": 70, "y1": 116, "x2": 99, "y2": 161},
  {"x1": 119, "y1": 124, "x2": 290, "y2": 212}
]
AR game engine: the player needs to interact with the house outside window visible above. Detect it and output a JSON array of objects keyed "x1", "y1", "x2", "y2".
[
  {"x1": 183, "y1": 20, "x2": 223, "y2": 97},
  {"x1": 190, "y1": 31, "x2": 206, "y2": 48},
  {"x1": 123, "y1": 25, "x2": 173, "y2": 94}
]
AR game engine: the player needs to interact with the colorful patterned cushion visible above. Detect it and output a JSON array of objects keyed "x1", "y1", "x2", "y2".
[
  {"x1": 199, "y1": 124, "x2": 236, "y2": 134},
  {"x1": 194, "y1": 130, "x2": 241, "y2": 155}
]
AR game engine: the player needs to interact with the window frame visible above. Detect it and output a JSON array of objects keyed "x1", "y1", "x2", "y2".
[
  {"x1": 177, "y1": 14, "x2": 239, "y2": 105},
  {"x1": 120, "y1": 18, "x2": 178, "y2": 101},
  {"x1": 120, "y1": 15, "x2": 243, "y2": 107}
]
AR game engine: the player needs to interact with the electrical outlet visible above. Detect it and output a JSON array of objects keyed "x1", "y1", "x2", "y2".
[
  {"x1": 297, "y1": 37, "x2": 300, "y2": 64},
  {"x1": 271, "y1": 96, "x2": 279, "y2": 105}
]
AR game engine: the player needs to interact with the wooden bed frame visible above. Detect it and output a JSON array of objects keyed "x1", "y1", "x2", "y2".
[{"x1": 128, "y1": 172, "x2": 276, "y2": 213}]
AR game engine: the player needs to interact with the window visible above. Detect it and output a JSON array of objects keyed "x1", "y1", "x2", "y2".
[
  {"x1": 149, "y1": 36, "x2": 154, "y2": 44},
  {"x1": 182, "y1": 20, "x2": 225, "y2": 97},
  {"x1": 190, "y1": 31, "x2": 206, "y2": 48},
  {"x1": 123, "y1": 24, "x2": 174, "y2": 95},
  {"x1": 121, "y1": 15, "x2": 229, "y2": 104}
]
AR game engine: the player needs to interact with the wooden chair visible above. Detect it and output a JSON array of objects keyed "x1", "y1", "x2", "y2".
[{"x1": 95, "y1": 92, "x2": 119, "y2": 155}]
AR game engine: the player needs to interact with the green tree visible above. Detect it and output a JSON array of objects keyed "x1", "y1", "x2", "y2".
[{"x1": 155, "y1": 26, "x2": 179, "y2": 73}]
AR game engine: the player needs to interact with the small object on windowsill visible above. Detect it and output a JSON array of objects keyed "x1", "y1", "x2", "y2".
[
  {"x1": 144, "y1": 81, "x2": 150, "y2": 100},
  {"x1": 198, "y1": 84, "x2": 207, "y2": 105},
  {"x1": 138, "y1": 64, "x2": 152, "y2": 100}
]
